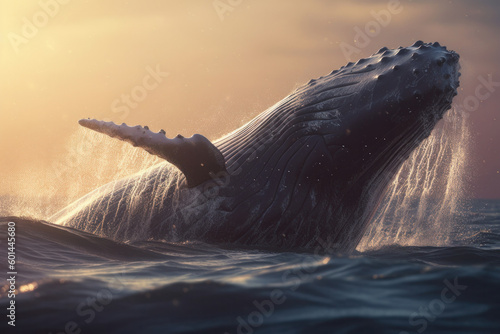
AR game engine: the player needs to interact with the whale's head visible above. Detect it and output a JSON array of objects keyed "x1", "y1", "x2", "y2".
[
  {"x1": 235, "y1": 41, "x2": 461, "y2": 249},
  {"x1": 330, "y1": 41, "x2": 459, "y2": 171},
  {"x1": 221, "y1": 41, "x2": 460, "y2": 208},
  {"x1": 289, "y1": 41, "x2": 460, "y2": 186},
  {"x1": 320, "y1": 41, "x2": 460, "y2": 249}
]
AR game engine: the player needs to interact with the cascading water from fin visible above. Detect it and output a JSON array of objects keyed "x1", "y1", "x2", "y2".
[
  {"x1": 1, "y1": 127, "x2": 164, "y2": 218},
  {"x1": 357, "y1": 108, "x2": 471, "y2": 251}
]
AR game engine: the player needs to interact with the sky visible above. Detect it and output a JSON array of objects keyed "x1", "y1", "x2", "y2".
[{"x1": 1, "y1": 0, "x2": 499, "y2": 212}]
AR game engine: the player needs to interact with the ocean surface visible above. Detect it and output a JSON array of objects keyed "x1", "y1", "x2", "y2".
[{"x1": 1, "y1": 199, "x2": 499, "y2": 334}]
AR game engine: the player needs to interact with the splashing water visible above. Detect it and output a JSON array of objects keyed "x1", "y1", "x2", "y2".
[
  {"x1": 1, "y1": 127, "x2": 162, "y2": 218},
  {"x1": 357, "y1": 108, "x2": 471, "y2": 251},
  {"x1": 3, "y1": 108, "x2": 471, "y2": 249}
]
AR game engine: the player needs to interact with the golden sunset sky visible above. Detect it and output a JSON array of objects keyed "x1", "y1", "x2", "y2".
[{"x1": 1, "y1": 0, "x2": 499, "y2": 213}]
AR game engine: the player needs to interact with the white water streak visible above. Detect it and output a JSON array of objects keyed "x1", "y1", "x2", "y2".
[
  {"x1": 1, "y1": 128, "x2": 162, "y2": 218},
  {"x1": 357, "y1": 109, "x2": 470, "y2": 251}
]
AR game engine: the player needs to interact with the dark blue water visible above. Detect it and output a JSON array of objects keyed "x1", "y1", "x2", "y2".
[{"x1": 1, "y1": 199, "x2": 500, "y2": 334}]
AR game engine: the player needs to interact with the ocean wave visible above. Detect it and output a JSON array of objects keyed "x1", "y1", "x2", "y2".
[{"x1": 1, "y1": 200, "x2": 500, "y2": 333}]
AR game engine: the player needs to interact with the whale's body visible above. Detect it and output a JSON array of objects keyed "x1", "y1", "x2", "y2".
[{"x1": 52, "y1": 41, "x2": 460, "y2": 252}]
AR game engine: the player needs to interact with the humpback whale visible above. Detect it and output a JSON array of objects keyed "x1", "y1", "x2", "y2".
[{"x1": 52, "y1": 41, "x2": 461, "y2": 252}]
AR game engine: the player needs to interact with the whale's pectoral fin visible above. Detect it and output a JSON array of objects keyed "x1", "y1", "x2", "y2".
[{"x1": 78, "y1": 119, "x2": 226, "y2": 188}]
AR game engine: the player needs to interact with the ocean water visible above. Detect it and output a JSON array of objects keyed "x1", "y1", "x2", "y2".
[
  {"x1": 1, "y1": 108, "x2": 498, "y2": 333},
  {"x1": 1, "y1": 199, "x2": 500, "y2": 334}
]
